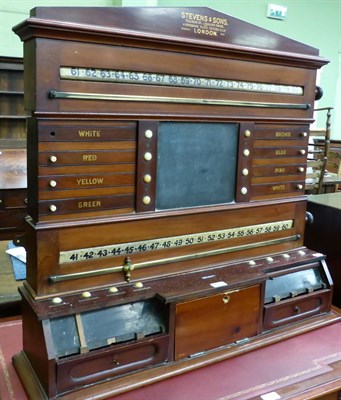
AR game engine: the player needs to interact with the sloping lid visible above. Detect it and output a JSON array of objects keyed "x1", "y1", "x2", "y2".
[{"x1": 13, "y1": 7, "x2": 327, "y2": 68}]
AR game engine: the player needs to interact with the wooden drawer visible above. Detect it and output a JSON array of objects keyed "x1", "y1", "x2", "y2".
[
  {"x1": 263, "y1": 290, "x2": 331, "y2": 331},
  {"x1": 0, "y1": 189, "x2": 27, "y2": 209},
  {"x1": 251, "y1": 181, "x2": 304, "y2": 196},
  {"x1": 56, "y1": 334, "x2": 169, "y2": 393},
  {"x1": 252, "y1": 164, "x2": 306, "y2": 177},
  {"x1": 175, "y1": 285, "x2": 261, "y2": 360},
  {"x1": 254, "y1": 125, "x2": 309, "y2": 140},
  {"x1": 0, "y1": 189, "x2": 27, "y2": 239}
]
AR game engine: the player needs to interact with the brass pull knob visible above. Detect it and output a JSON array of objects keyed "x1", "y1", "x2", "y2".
[
  {"x1": 294, "y1": 305, "x2": 301, "y2": 313},
  {"x1": 223, "y1": 295, "x2": 230, "y2": 304}
]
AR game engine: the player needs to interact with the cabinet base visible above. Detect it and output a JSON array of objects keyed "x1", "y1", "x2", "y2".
[{"x1": 13, "y1": 308, "x2": 341, "y2": 400}]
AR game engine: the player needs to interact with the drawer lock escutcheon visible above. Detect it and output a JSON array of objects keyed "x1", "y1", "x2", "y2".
[{"x1": 222, "y1": 289, "x2": 240, "y2": 304}]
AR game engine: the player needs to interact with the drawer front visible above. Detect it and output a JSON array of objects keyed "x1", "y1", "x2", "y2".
[
  {"x1": 33, "y1": 121, "x2": 137, "y2": 221},
  {"x1": 175, "y1": 285, "x2": 261, "y2": 360},
  {"x1": 263, "y1": 290, "x2": 331, "y2": 331},
  {"x1": 56, "y1": 334, "x2": 169, "y2": 393},
  {"x1": 249, "y1": 124, "x2": 308, "y2": 200},
  {"x1": 0, "y1": 189, "x2": 27, "y2": 209},
  {"x1": 251, "y1": 181, "x2": 304, "y2": 196}
]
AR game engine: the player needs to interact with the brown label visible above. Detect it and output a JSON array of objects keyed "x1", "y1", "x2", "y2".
[{"x1": 275, "y1": 131, "x2": 292, "y2": 138}]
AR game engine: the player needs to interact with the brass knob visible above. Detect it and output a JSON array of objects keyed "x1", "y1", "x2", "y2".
[
  {"x1": 223, "y1": 295, "x2": 230, "y2": 304},
  {"x1": 294, "y1": 305, "x2": 301, "y2": 313}
]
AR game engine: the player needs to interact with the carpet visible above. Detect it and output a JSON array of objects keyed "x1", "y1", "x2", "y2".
[
  {"x1": 6, "y1": 241, "x2": 26, "y2": 281},
  {"x1": 1, "y1": 319, "x2": 341, "y2": 400}
]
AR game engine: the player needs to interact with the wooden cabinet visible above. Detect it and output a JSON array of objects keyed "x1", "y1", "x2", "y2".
[
  {"x1": 0, "y1": 57, "x2": 28, "y2": 240},
  {"x1": 0, "y1": 56, "x2": 27, "y2": 148},
  {"x1": 11, "y1": 7, "x2": 341, "y2": 400}
]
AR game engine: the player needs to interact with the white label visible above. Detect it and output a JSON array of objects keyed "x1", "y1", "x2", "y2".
[
  {"x1": 210, "y1": 281, "x2": 228, "y2": 288},
  {"x1": 261, "y1": 392, "x2": 281, "y2": 400}
]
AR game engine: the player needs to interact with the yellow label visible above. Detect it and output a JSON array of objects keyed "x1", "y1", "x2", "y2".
[
  {"x1": 275, "y1": 149, "x2": 287, "y2": 156},
  {"x1": 76, "y1": 177, "x2": 104, "y2": 185}
]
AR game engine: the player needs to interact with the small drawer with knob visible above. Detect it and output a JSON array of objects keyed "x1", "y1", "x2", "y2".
[
  {"x1": 56, "y1": 334, "x2": 169, "y2": 393},
  {"x1": 263, "y1": 290, "x2": 331, "y2": 331}
]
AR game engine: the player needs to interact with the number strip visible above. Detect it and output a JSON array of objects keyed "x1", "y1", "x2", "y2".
[
  {"x1": 60, "y1": 67, "x2": 303, "y2": 96},
  {"x1": 59, "y1": 220, "x2": 293, "y2": 264}
]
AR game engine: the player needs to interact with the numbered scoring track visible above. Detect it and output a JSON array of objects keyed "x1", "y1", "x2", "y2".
[
  {"x1": 59, "y1": 220, "x2": 294, "y2": 265},
  {"x1": 60, "y1": 67, "x2": 303, "y2": 95}
]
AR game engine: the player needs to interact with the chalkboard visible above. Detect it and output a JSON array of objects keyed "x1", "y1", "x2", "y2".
[
  {"x1": 156, "y1": 122, "x2": 238, "y2": 210},
  {"x1": 265, "y1": 267, "x2": 325, "y2": 303},
  {"x1": 81, "y1": 298, "x2": 167, "y2": 350},
  {"x1": 49, "y1": 298, "x2": 168, "y2": 357},
  {"x1": 50, "y1": 315, "x2": 80, "y2": 357}
]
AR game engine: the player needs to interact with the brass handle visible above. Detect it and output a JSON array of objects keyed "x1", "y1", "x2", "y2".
[
  {"x1": 223, "y1": 295, "x2": 230, "y2": 304},
  {"x1": 113, "y1": 359, "x2": 120, "y2": 365}
]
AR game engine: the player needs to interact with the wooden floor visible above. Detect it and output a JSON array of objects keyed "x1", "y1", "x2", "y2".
[{"x1": 0, "y1": 240, "x2": 22, "y2": 316}]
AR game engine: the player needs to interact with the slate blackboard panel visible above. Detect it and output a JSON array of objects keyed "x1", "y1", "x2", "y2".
[
  {"x1": 156, "y1": 122, "x2": 238, "y2": 210},
  {"x1": 265, "y1": 267, "x2": 326, "y2": 303},
  {"x1": 81, "y1": 299, "x2": 167, "y2": 350},
  {"x1": 50, "y1": 315, "x2": 80, "y2": 357}
]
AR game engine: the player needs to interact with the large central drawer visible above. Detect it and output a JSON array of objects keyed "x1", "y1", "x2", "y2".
[{"x1": 174, "y1": 285, "x2": 261, "y2": 360}]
